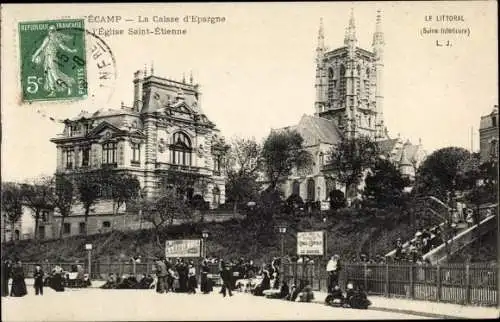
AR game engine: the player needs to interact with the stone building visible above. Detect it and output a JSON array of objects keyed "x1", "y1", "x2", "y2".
[
  {"x1": 50, "y1": 68, "x2": 227, "y2": 236},
  {"x1": 479, "y1": 105, "x2": 498, "y2": 163},
  {"x1": 275, "y1": 11, "x2": 426, "y2": 206}
]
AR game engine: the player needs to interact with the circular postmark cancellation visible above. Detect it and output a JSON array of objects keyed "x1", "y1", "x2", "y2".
[{"x1": 19, "y1": 19, "x2": 117, "y2": 105}]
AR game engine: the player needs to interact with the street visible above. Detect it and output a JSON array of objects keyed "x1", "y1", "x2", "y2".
[{"x1": 2, "y1": 287, "x2": 430, "y2": 321}]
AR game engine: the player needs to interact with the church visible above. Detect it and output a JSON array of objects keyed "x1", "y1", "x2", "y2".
[
  {"x1": 50, "y1": 68, "x2": 227, "y2": 236},
  {"x1": 276, "y1": 10, "x2": 427, "y2": 207}
]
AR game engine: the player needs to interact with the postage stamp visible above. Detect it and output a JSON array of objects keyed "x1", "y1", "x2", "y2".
[{"x1": 18, "y1": 19, "x2": 88, "y2": 102}]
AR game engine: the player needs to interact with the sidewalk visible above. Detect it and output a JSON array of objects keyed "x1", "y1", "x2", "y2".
[{"x1": 312, "y1": 290, "x2": 499, "y2": 319}]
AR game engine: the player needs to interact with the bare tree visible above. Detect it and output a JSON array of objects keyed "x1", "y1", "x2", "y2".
[
  {"x1": 49, "y1": 175, "x2": 75, "y2": 239},
  {"x1": 1, "y1": 182, "x2": 24, "y2": 242},
  {"x1": 20, "y1": 176, "x2": 54, "y2": 240}
]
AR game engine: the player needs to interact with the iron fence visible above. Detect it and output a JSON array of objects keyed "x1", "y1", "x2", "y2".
[{"x1": 280, "y1": 261, "x2": 497, "y2": 306}]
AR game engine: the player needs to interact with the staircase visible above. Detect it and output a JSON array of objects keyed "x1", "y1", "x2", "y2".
[{"x1": 423, "y1": 213, "x2": 497, "y2": 264}]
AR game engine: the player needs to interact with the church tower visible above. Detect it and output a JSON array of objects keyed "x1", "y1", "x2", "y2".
[{"x1": 314, "y1": 10, "x2": 385, "y2": 140}]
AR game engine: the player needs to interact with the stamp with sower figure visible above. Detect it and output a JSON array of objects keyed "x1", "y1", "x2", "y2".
[{"x1": 19, "y1": 19, "x2": 88, "y2": 102}]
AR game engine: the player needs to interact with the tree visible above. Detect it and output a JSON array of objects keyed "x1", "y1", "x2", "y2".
[
  {"x1": 1, "y1": 182, "x2": 24, "y2": 242},
  {"x1": 141, "y1": 188, "x2": 193, "y2": 248},
  {"x1": 261, "y1": 129, "x2": 312, "y2": 190},
  {"x1": 74, "y1": 171, "x2": 101, "y2": 236},
  {"x1": 50, "y1": 175, "x2": 75, "y2": 239},
  {"x1": 329, "y1": 189, "x2": 346, "y2": 210},
  {"x1": 363, "y1": 158, "x2": 408, "y2": 208},
  {"x1": 109, "y1": 173, "x2": 141, "y2": 215},
  {"x1": 225, "y1": 137, "x2": 263, "y2": 212},
  {"x1": 20, "y1": 177, "x2": 54, "y2": 240},
  {"x1": 413, "y1": 147, "x2": 471, "y2": 201},
  {"x1": 326, "y1": 136, "x2": 379, "y2": 200}
]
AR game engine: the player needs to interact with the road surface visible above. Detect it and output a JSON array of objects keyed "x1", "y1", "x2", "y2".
[{"x1": 2, "y1": 287, "x2": 431, "y2": 321}]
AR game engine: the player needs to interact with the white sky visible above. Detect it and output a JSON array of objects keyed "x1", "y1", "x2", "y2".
[{"x1": 1, "y1": 1, "x2": 498, "y2": 182}]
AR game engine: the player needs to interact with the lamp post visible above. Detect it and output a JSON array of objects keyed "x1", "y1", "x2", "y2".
[
  {"x1": 85, "y1": 243, "x2": 92, "y2": 279},
  {"x1": 201, "y1": 230, "x2": 209, "y2": 258},
  {"x1": 277, "y1": 225, "x2": 287, "y2": 258},
  {"x1": 323, "y1": 216, "x2": 328, "y2": 260}
]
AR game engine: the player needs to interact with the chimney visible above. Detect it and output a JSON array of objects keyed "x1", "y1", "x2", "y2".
[{"x1": 133, "y1": 70, "x2": 144, "y2": 112}]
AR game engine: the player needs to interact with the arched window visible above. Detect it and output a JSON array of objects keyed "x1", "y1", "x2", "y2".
[
  {"x1": 318, "y1": 152, "x2": 324, "y2": 166},
  {"x1": 170, "y1": 132, "x2": 192, "y2": 166},
  {"x1": 366, "y1": 67, "x2": 370, "y2": 78},
  {"x1": 339, "y1": 65, "x2": 346, "y2": 100},
  {"x1": 14, "y1": 229, "x2": 20, "y2": 241},
  {"x1": 212, "y1": 186, "x2": 221, "y2": 208},
  {"x1": 327, "y1": 68, "x2": 335, "y2": 103},
  {"x1": 292, "y1": 180, "x2": 300, "y2": 196},
  {"x1": 357, "y1": 64, "x2": 361, "y2": 75}
]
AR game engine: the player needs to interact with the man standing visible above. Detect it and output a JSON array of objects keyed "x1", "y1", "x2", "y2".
[
  {"x1": 219, "y1": 261, "x2": 233, "y2": 297},
  {"x1": 326, "y1": 254, "x2": 341, "y2": 294},
  {"x1": 33, "y1": 264, "x2": 44, "y2": 295},
  {"x1": 154, "y1": 257, "x2": 167, "y2": 293}
]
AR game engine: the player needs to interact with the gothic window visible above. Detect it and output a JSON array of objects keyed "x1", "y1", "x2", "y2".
[
  {"x1": 131, "y1": 142, "x2": 141, "y2": 164},
  {"x1": 102, "y1": 142, "x2": 117, "y2": 166},
  {"x1": 170, "y1": 132, "x2": 192, "y2": 166},
  {"x1": 81, "y1": 145, "x2": 90, "y2": 167},
  {"x1": 327, "y1": 68, "x2": 335, "y2": 103},
  {"x1": 339, "y1": 65, "x2": 346, "y2": 101}
]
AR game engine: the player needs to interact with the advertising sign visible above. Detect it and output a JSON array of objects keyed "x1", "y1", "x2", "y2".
[
  {"x1": 297, "y1": 231, "x2": 324, "y2": 256},
  {"x1": 165, "y1": 239, "x2": 202, "y2": 258}
]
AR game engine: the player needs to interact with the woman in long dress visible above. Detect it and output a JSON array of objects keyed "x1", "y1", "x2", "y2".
[
  {"x1": 31, "y1": 25, "x2": 78, "y2": 96},
  {"x1": 200, "y1": 259, "x2": 212, "y2": 294},
  {"x1": 1, "y1": 259, "x2": 12, "y2": 297},
  {"x1": 10, "y1": 260, "x2": 27, "y2": 297}
]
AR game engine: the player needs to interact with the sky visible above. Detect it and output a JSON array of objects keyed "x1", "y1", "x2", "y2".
[{"x1": 1, "y1": 1, "x2": 498, "y2": 182}]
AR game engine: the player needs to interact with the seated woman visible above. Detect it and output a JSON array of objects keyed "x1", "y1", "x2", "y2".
[
  {"x1": 297, "y1": 284, "x2": 314, "y2": 302},
  {"x1": 345, "y1": 282, "x2": 371, "y2": 309},
  {"x1": 117, "y1": 275, "x2": 138, "y2": 289},
  {"x1": 252, "y1": 264, "x2": 271, "y2": 296},
  {"x1": 325, "y1": 285, "x2": 344, "y2": 306},
  {"x1": 49, "y1": 266, "x2": 65, "y2": 292}
]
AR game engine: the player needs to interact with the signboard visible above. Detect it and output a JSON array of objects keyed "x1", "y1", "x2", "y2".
[
  {"x1": 297, "y1": 231, "x2": 324, "y2": 256},
  {"x1": 165, "y1": 239, "x2": 202, "y2": 258}
]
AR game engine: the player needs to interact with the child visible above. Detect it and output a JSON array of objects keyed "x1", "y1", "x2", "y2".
[{"x1": 33, "y1": 264, "x2": 44, "y2": 296}]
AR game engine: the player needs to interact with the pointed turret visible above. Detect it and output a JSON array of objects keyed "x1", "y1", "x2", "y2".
[
  {"x1": 314, "y1": 17, "x2": 327, "y2": 116},
  {"x1": 344, "y1": 9, "x2": 357, "y2": 47},
  {"x1": 399, "y1": 141, "x2": 414, "y2": 179},
  {"x1": 316, "y1": 17, "x2": 325, "y2": 62},
  {"x1": 372, "y1": 10, "x2": 385, "y2": 59}
]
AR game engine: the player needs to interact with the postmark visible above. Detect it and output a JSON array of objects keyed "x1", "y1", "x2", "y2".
[{"x1": 19, "y1": 19, "x2": 88, "y2": 102}]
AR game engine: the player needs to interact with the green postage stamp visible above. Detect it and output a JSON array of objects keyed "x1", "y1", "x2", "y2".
[{"x1": 19, "y1": 19, "x2": 88, "y2": 102}]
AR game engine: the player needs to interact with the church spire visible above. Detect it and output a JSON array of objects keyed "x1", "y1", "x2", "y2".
[
  {"x1": 316, "y1": 17, "x2": 325, "y2": 63},
  {"x1": 344, "y1": 9, "x2": 357, "y2": 46},
  {"x1": 372, "y1": 9, "x2": 385, "y2": 56}
]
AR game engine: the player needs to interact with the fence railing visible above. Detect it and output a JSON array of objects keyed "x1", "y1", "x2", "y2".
[
  {"x1": 19, "y1": 261, "x2": 497, "y2": 306},
  {"x1": 280, "y1": 262, "x2": 498, "y2": 306}
]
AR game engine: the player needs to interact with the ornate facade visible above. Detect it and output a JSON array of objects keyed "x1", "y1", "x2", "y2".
[{"x1": 50, "y1": 68, "x2": 227, "y2": 235}]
